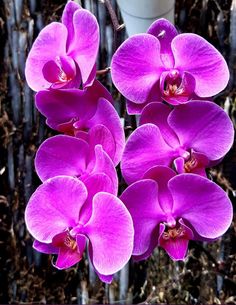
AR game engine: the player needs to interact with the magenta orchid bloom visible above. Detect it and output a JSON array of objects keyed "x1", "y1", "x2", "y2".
[
  {"x1": 121, "y1": 101, "x2": 234, "y2": 184},
  {"x1": 111, "y1": 18, "x2": 229, "y2": 114},
  {"x1": 35, "y1": 135, "x2": 118, "y2": 195},
  {"x1": 25, "y1": 176, "x2": 134, "y2": 283},
  {"x1": 120, "y1": 166, "x2": 233, "y2": 261},
  {"x1": 25, "y1": 1, "x2": 99, "y2": 91},
  {"x1": 35, "y1": 83, "x2": 124, "y2": 165}
]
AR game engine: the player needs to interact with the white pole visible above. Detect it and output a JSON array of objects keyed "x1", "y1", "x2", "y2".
[{"x1": 117, "y1": 0, "x2": 175, "y2": 36}]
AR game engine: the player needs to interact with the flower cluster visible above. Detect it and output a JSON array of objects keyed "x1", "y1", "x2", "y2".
[
  {"x1": 24, "y1": 1, "x2": 234, "y2": 283},
  {"x1": 24, "y1": 1, "x2": 131, "y2": 283}
]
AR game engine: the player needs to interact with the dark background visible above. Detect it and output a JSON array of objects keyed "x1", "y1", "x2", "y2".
[{"x1": 0, "y1": 0, "x2": 236, "y2": 303}]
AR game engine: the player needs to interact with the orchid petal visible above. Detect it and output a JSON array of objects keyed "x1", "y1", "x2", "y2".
[
  {"x1": 168, "y1": 101, "x2": 234, "y2": 161},
  {"x1": 126, "y1": 99, "x2": 151, "y2": 115},
  {"x1": 62, "y1": 1, "x2": 81, "y2": 49},
  {"x1": 68, "y1": 9, "x2": 99, "y2": 86},
  {"x1": 35, "y1": 135, "x2": 89, "y2": 182},
  {"x1": 25, "y1": 176, "x2": 88, "y2": 243},
  {"x1": 120, "y1": 179, "x2": 165, "y2": 256},
  {"x1": 84, "y1": 98, "x2": 125, "y2": 165},
  {"x1": 33, "y1": 240, "x2": 58, "y2": 254},
  {"x1": 80, "y1": 173, "x2": 115, "y2": 225},
  {"x1": 169, "y1": 174, "x2": 233, "y2": 239},
  {"x1": 148, "y1": 18, "x2": 178, "y2": 68},
  {"x1": 88, "y1": 244, "x2": 114, "y2": 283},
  {"x1": 96, "y1": 273, "x2": 113, "y2": 284},
  {"x1": 35, "y1": 80, "x2": 112, "y2": 131},
  {"x1": 87, "y1": 125, "x2": 116, "y2": 163},
  {"x1": 25, "y1": 23, "x2": 68, "y2": 91},
  {"x1": 84, "y1": 193, "x2": 134, "y2": 275},
  {"x1": 143, "y1": 166, "x2": 176, "y2": 213},
  {"x1": 140, "y1": 102, "x2": 179, "y2": 147},
  {"x1": 111, "y1": 34, "x2": 164, "y2": 103},
  {"x1": 87, "y1": 145, "x2": 118, "y2": 195},
  {"x1": 121, "y1": 124, "x2": 173, "y2": 184},
  {"x1": 172, "y1": 33, "x2": 229, "y2": 96},
  {"x1": 132, "y1": 225, "x2": 159, "y2": 261}
]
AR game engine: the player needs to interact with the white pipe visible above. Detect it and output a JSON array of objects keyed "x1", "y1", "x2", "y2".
[{"x1": 117, "y1": 0, "x2": 175, "y2": 36}]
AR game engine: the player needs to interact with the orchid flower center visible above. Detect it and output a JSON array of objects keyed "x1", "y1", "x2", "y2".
[
  {"x1": 57, "y1": 117, "x2": 83, "y2": 136},
  {"x1": 42, "y1": 56, "x2": 76, "y2": 87},
  {"x1": 64, "y1": 234, "x2": 77, "y2": 250},
  {"x1": 159, "y1": 219, "x2": 194, "y2": 260},
  {"x1": 52, "y1": 231, "x2": 78, "y2": 251},
  {"x1": 174, "y1": 148, "x2": 208, "y2": 175},
  {"x1": 162, "y1": 226, "x2": 185, "y2": 240},
  {"x1": 163, "y1": 70, "x2": 183, "y2": 97},
  {"x1": 184, "y1": 156, "x2": 198, "y2": 173},
  {"x1": 183, "y1": 151, "x2": 208, "y2": 174}
]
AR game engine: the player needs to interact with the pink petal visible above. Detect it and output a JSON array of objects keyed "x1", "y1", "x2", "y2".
[
  {"x1": 126, "y1": 99, "x2": 152, "y2": 115},
  {"x1": 25, "y1": 177, "x2": 88, "y2": 243},
  {"x1": 168, "y1": 101, "x2": 234, "y2": 161},
  {"x1": 35, "y1": 80, "x2": 112, "y2": 131},
  {"x1": 84, "y1": 193, "x2": 134, "y2": 275},
  {"x1": 80, "y1": 173, "x2": 116, "y2": 225},
  {"x1": 87, "y1": 244, "x2": 114, "y2": 283},
  {"x1": 147, "y1": 18, "x2": 178, "y2": 68},
  {"x1": 172, "y1": 33, "x2": 229, "y2": 97},
  {"x1": 121, "y1": 124, "x2": 174, "y2": 184},
  {"x1": 87, "y1": 145, "x2": 118, "y2": 195},
  {"x1": 87, "y1": 125, "x2": 116, "y2": 163},
  {"x1": 62, "y1": 1, "x2": 81, "y2": 49},
  {"x1": 96, "y1": 273, "x2": 113, "y2": 284},
  {"x1": 169, "y1": 174, "x2": 233, "y2": 239},
  {"x1": 33, "y1": 240, "x2": 58, "y2": 254},
  {"x1": 143, "y1": 166, "x2": 176, "y2": 213},
  {"x1": 68, "y1": 9, "x2": 99, "y2": 86},
  {"x1": 132, "y1": 225, "x2": 159, "y2": 261},
  {"x1": 140, "y1": 102, "x2": 179, "y2": 147},
  {"x1": 83, "y1": 98, "x2": 125, "y2": 166},
  {"x1": 25, "y1": 22, "x2": 68, "y2": 91},
  {"x1": 120, "y1": 179, "x2": 165, "y2": 256},
  {"x1": 35, "y1": 135, "x2": 89, "y2": 182},
  {"x1": 111, "y1": 34, "x2": 164, "y2": 103}
]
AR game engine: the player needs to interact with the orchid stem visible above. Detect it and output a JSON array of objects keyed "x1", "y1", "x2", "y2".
[
  {"x1": 96, "y1": 67, "x2": 111, "y2": 75},
  {"x1": 100, "y1": 0, "x2": 125, "y2": 32}
]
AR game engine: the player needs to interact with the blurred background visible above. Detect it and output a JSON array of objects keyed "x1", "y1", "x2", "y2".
[{"x1": 0, "y1": 0, "x2": 236, "y2": 303}]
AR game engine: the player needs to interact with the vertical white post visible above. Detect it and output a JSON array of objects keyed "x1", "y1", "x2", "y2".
[{"x1": 116, "y1": 0, "x2": 175, "y2": 36}]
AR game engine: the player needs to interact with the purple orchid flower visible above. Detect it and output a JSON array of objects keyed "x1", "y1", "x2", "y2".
[
  {"x1": 120, "y1": 166, "x2": 233, "y2": 261},
  {"x1": 25, "y1": 176, "x2": 134, "y2": 282},
  {"x1": 111, "y1": 18, "x2": 229, "y2": 114},
  {"x1": 121, "y1": 101, "x2": 234, "y2": 184},
  {"x1": 35, "y1": 135, "x2": 118, "y2": 195},
  {"x1": 25, "y1": 1, "x2": 99, "y2": 91},
  {"x1": 35, "y1": 82, "x2": 124, "y2": 165}
]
